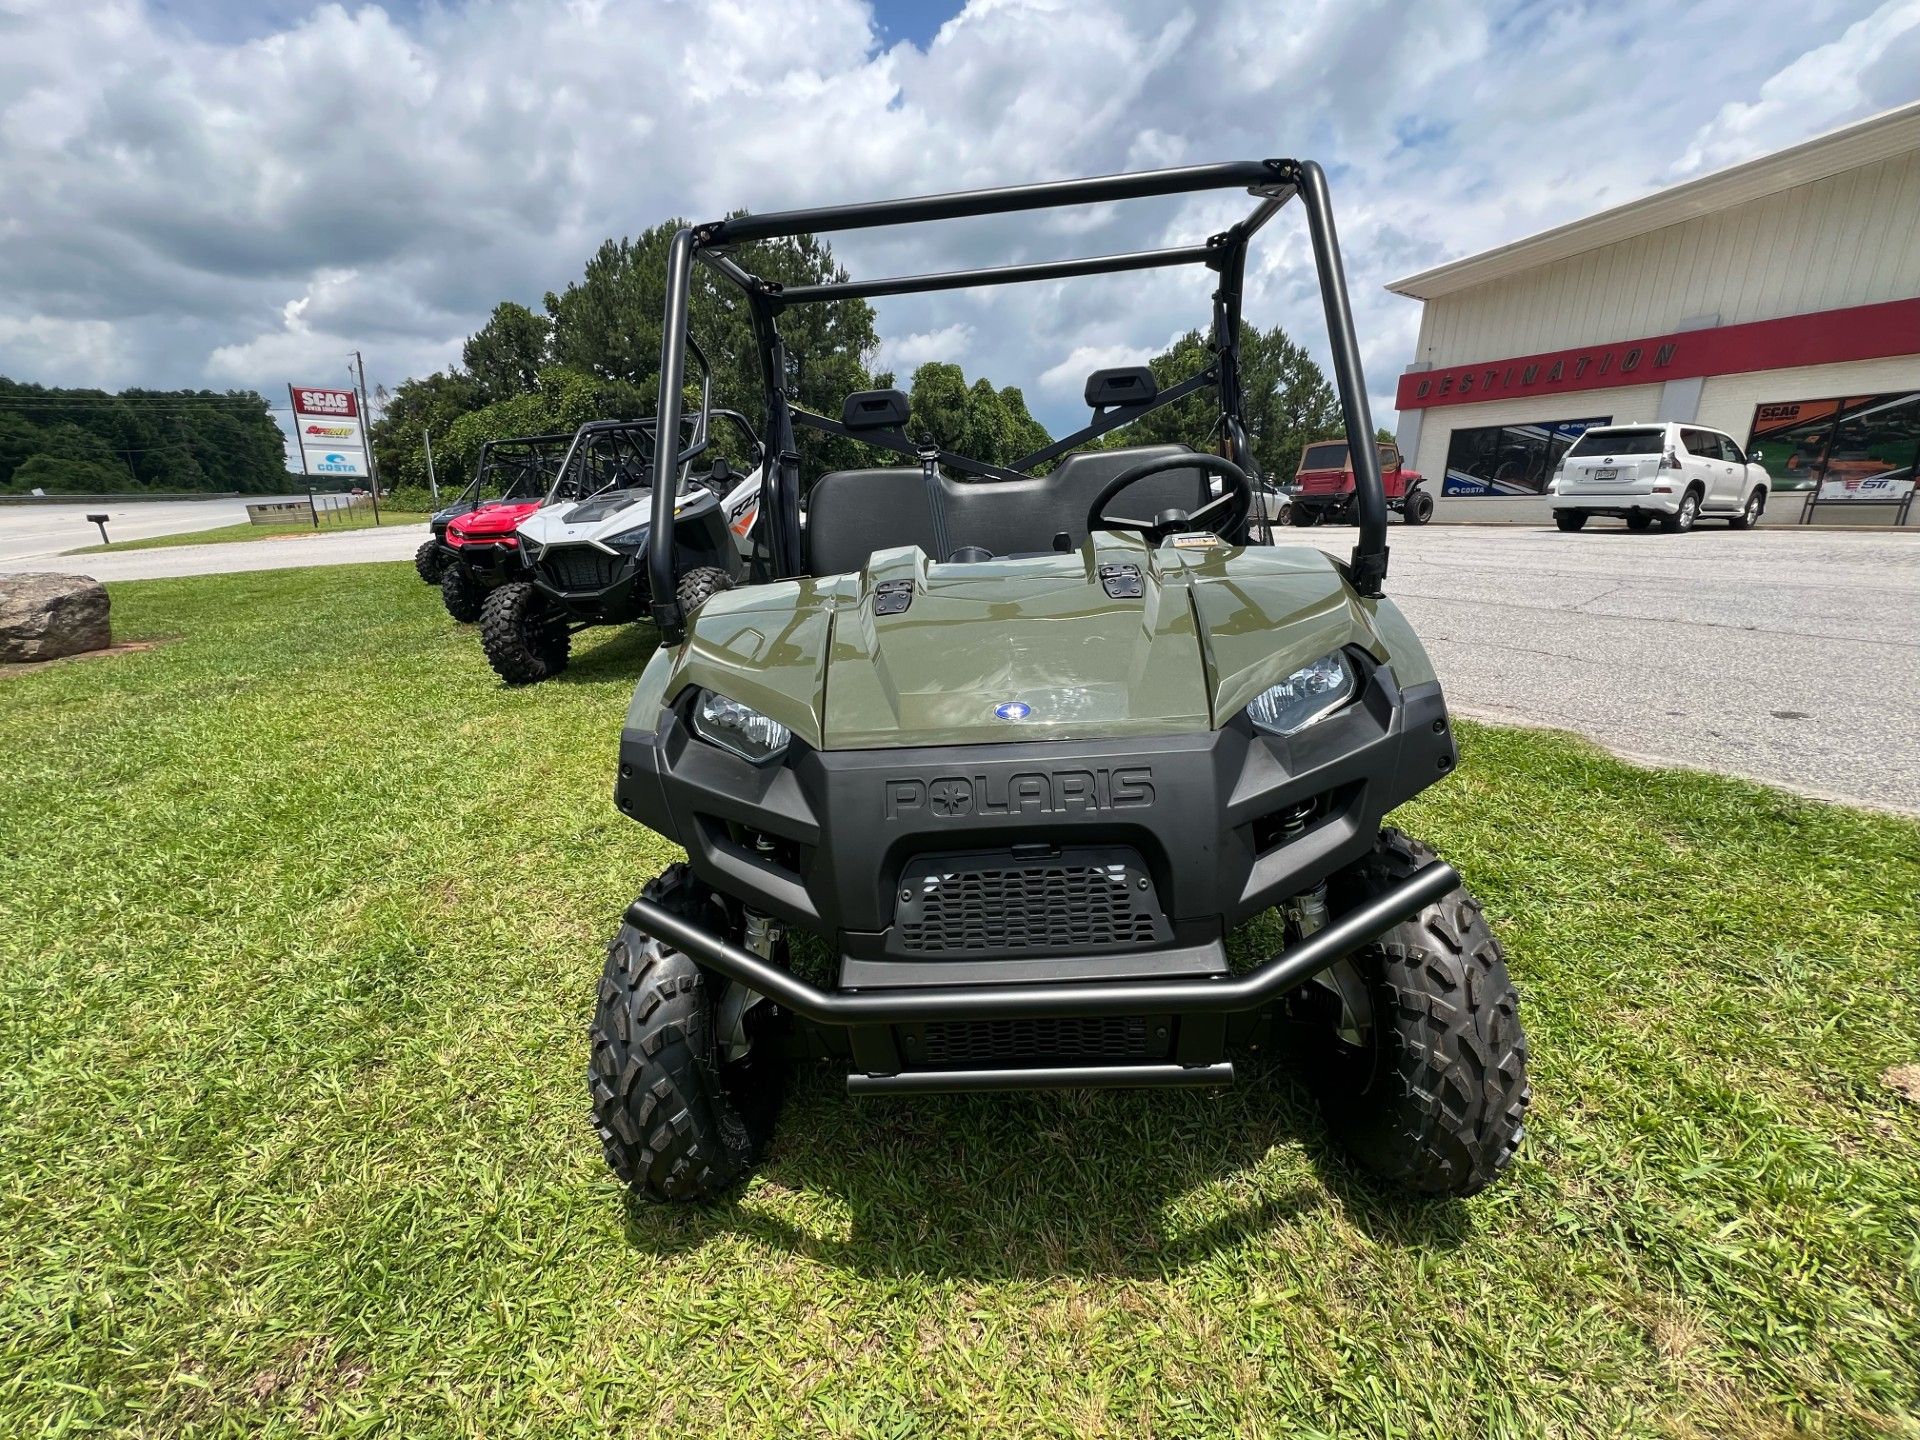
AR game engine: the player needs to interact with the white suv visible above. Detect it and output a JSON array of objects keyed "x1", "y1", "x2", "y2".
[{"x1": 1549, "y1": 422, "x2": 1769, "y2": 533}]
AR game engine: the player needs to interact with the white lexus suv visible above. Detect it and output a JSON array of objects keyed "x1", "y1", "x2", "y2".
[{"x1": 1549, "y1": 422, "x2": 1770, "y2": 533}]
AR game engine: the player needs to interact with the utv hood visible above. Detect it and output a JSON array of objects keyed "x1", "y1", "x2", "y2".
[
  {"x1": 448, "y1": 499, "x2": 540, "y2": 540},
  {"x1": 645, "y1": 535, "x2": 1414, "y2": 751}
]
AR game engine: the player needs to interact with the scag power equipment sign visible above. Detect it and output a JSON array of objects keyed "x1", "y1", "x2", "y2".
[{"x1": 288, "y1": 386, "x2": 371, "y2": 479}]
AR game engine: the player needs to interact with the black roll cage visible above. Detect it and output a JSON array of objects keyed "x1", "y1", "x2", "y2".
[
  {"x1": 545, "y1": 407, "x2": 764, "y2": 509},
  {"x1": 646, "y1": 158, "x2": 1388, "y2": 642},
  {"x1": 458, "y1": 431, "x2": 576, "y2": 507}
]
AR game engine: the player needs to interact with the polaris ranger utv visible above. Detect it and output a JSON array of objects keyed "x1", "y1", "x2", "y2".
[
  {"x1": 592, "y1": 160, "x2": 1530, "y2": 1202},
  {"x1": 415, "y1": 431, "x2": 572, "y2": 588},
  {"x1": 478, "y1": 394, "x2": 762, "y2": 685}
]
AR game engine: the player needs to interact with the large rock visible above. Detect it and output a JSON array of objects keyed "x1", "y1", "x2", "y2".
[{"x1": 0, "y1": 573, "x2": 111, "y2": 662}]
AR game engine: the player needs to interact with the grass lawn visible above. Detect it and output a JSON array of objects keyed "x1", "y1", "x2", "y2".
[
  {"x1": 2, "y1": 562, "x2": 1916, "y2": 1438},
  {"x1": 72, "y1": 510, "x2": 429, "y2": 553}
]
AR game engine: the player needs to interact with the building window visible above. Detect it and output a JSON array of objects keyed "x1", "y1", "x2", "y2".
[
  {"x1": 1442, "y1": 416, "x2": 1611, "y2": 496},
  {"x1": 1747, "y1": 392, "x2": 1920, "y2": 501}
]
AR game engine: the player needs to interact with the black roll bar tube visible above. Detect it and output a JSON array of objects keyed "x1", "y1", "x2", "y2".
[
  {"x1": 1008, "y1": 367, "x2": 1218, "y2": 473},
  {"x1": 623, "y1": 858, "x2": 1459, "y2": 1026},
  {"x1": 649, "y1": 227, "x2": 698, "y2": 637},
  {"x1": 1292, "y1": 160, "x2": 1388, "y2": 596},
  {"x1": 774, "y1": 244, "x2": 1214, "y2": 307},
  {"x1": 702, "y1": 160, "x2": 1282, "y2": 246}
]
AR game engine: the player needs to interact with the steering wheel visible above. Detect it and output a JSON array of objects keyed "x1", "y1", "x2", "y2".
[{"x1": 1085, "y1": 453, "x2": 1253, "y2": 544}]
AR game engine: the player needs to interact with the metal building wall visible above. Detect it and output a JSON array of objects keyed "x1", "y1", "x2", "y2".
[{"x1": 1408, "y1": 149, "x2": 1920, "y2": 373}]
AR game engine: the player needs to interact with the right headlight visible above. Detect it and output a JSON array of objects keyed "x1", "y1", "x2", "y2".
[
  {"x1": 1245, "y1": 650, "x2": 1356, "y2": 736},
  {"x1": 688, "y1": 689, "x2": 791, "y2": 765}
]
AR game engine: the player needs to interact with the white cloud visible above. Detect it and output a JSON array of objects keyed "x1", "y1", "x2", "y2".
[
  {"x1": 876, "y1": 323, "x2": 975, "y2": 376},
  {"x1": 1674, "y1": 0, "x2": 1920, "y2": 175},
  {"x1": 0, "y1": 314, "x2": 131, "y2": 389},
  {"x1": 0, "y1": 0, "x2": 1912, "y2": 440}
]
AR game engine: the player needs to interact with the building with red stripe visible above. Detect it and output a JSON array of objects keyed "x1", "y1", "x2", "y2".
[{"x1": 1387, "y1": 102, "x2": 1920, "y2": 527}]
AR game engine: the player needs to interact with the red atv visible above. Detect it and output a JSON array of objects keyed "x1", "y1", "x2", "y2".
[
  {"x1": 1288, "y1": 437, "x2": 1433, "y2": 526},
  {"x1": 437, "y1": 498, "x2": 543, "y2": 621}
]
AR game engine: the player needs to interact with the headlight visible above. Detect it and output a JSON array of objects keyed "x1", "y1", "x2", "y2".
[
  {"x1": 1245, "y1": 651, "x2": 1356, "y2": 736},
  {"x1": 689, "y1": 689, "x2": 791, "y2": 764},
  {"x1": 602, "y1": 525, "x2": 649, "y2": 550}
]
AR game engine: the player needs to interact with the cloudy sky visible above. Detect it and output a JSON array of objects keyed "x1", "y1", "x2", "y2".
[{"x1": 2, "y1": 0, "x2": 1918, "y2": 453}]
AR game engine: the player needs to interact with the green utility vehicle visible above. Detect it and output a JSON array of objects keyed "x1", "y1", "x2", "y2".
[{"x1": 590, "y1": 160, "x2": 1530, "y2": 1203}]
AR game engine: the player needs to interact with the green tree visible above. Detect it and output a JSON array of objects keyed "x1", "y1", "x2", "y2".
[
  {"x1": 440, "y1": 367, "x2": 653, "y2": 482},
  {"x1": 370, "y1": 370, "x2": 484, "y2": 495},
  {"x1": 904, "y1": 363, "x2": 1051, "y2": 467},
  {"x1": 0, "y1": 379, "x2": 287, "y2": 495},
  {"x1": 9, "y1": 453, "x2": 127, "y2": 494},
  {"x1": 462, "y1": 302, "x2": 551, "y2": 404},
  {"x1": 544, "y1": 218, "x2": 884, "y2": 473}
]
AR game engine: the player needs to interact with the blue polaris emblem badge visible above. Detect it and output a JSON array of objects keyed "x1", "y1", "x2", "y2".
[{"x1": 994, "y1": 700, "x2": 1031, "y2": 721}]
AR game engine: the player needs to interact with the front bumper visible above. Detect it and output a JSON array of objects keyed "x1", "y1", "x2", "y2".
[
  {"x1": 526, "y1": 544, "x2": 646, "y2": 619},
  {"x1": 446, "y1": 539, "x2": 524, "y2": 581},
  {"x1": 615, "y1": 656, "x2": 1455, "y2": 991}
]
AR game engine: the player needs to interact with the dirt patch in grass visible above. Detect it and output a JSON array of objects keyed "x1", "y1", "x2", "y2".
[
  {"x1": 1880, "y1": 1064, "x2": 1920, "y2": 1105},
  {"x1": 0, "y1": 637, "x2": 172, "y2": 678}
]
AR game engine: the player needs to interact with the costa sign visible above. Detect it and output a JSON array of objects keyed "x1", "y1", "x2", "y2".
[{"x1": 1397, "y1": 298, "x2": 1920, "y2": 410}]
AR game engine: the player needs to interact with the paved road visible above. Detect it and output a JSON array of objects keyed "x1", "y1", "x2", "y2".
[
  {"x1": 1303, "y1": 523, "x2": 1920, "y2": 815},
  {"x1": 5, "y1": 521, "x2": 429, "y2": 581},
  {"x1": 0, "y1": 498, "x2": 271, "y2": 563}
]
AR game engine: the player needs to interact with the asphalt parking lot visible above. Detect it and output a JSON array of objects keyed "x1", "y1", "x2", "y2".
[{"x1": 1304, "y1": 521, "x2": 1920, "y2": 814}]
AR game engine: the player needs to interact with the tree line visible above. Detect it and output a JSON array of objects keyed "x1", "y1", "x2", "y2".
[
  {"x1": 0, "y1": 379, "x2": 288, "y2": 496},
  {"x1": 371, "y1": 218, "x2": 1348, "y2": 504}
]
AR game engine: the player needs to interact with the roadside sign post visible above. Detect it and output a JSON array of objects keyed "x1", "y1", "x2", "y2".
[{"x1": 288, "y1": 383, "x2": 375, "y2": 525}]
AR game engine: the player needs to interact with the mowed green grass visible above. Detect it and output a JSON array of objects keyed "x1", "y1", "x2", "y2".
[
  {"x1": 2, "y1": 563, "x2": 1916, "y2": 1439},
  {"x1": 74, "y1": 510, "x2": 429, "y2": 553}
]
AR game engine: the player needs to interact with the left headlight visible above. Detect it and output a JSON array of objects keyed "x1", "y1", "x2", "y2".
[
  {"x1": 689, "y1": 689, "x2": 791, "y2": 764},
  {"x1": 601, "y1": 525, "x2": 650, "y2": 550},
  {"x1": 1245, "y1": 650, "x2": 1356, "y2": 736}
]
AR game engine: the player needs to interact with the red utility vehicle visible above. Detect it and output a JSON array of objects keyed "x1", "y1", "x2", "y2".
[
  {"x1": 437, "y1": 499, "x2": 543, "y2": 621},
  {"x1": 1289, "y1": 437, "x2": 1433, "y2": 527}
]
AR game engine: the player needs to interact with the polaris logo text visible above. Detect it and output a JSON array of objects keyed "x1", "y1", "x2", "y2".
[{"x1": 883, "y1": 767, "x2": 1154, "y2": 820}]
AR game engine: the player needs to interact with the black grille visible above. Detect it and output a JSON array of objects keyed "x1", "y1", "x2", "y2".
[
  {"x1": 539, "y1": 547, "x2": 627, "y2": 592},
  {"x1": 895, "y1": 849, "x2": 1168, "y2": 956},
  {"x1": 917, "y1": 1016, "x2": 1163, "y2": 1065}
]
